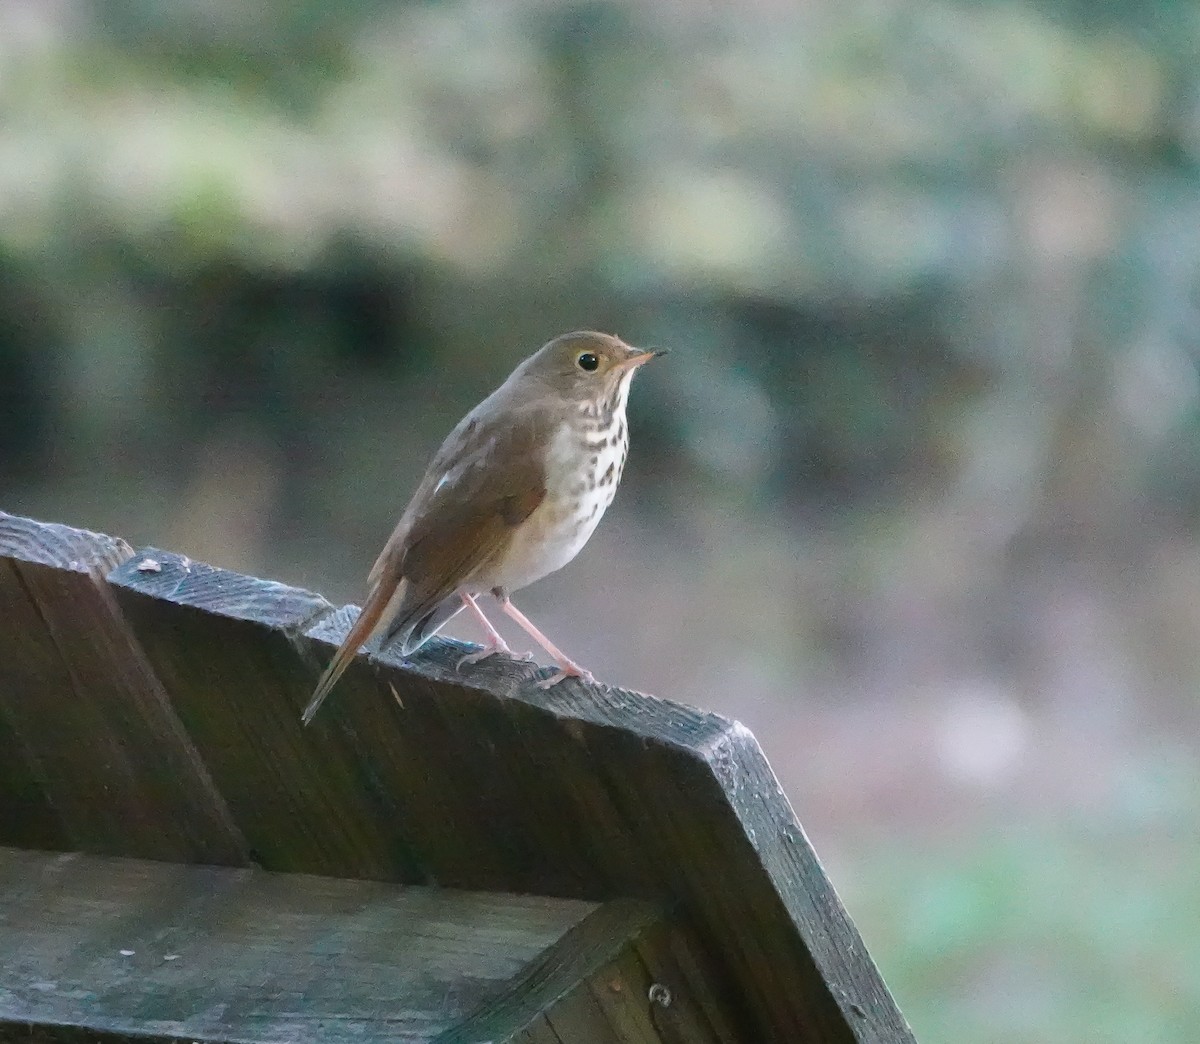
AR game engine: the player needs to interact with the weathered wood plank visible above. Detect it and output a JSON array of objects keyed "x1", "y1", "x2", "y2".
[
  {"x1": 0, "y1": 512, "x2": 132, "y2": 574},
  {"x1": 543, "y1": 987, "x2": 624, "y2": 1044},
  {"x1": 6, "y1": 512, "x2": 912, "y2": 1042},
  {"x1": 0, "y1": 514, "x2": 246, "y2": 864},
  {"x1": 0, "y1": 846, "x2": 607, "y2": 1044},
  {"x1": 107, "y1": 549, "x2": 430, "y2": 881},
  {"x1": 109, "y1": 547, "x2": 911, "y2": 1041},
  {"x1": 586, "y1": 947, "x2": 672, "y2": 1044},
  {"x1": 633, "y1": 919, "x2": 742, "y2": 1044},
  {"x1": 0, "y1": 516, "x2": 107, "y2": 850},
  {"x1": 0, "y1": 695, "x2": 63, "y2": 851},
  {"x1": 438, "y1": 899, "x2": 662, "y2": 1044},
  {"x1": 304, "y1": 606, "x2": 666, "y2": 896}
]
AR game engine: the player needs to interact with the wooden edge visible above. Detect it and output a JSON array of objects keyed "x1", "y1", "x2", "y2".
[
  {"x1": 0, "y1": 514, "x2": 104, "y2": 852},
  {"x1": 437, "y1": 898, "x2": 664, "y2": 1044},
  {"x1": 0, "y1": 515, "x2": 764, "y2": 767},
  {"x1": 310, "y1": 611, "x2": 738, "y2": 755},
  {"x1": 103, "y1": 540, "x2": 737, "y2": 754},
  {"x1": 711, "y1": 724, "x2": 916, "y2": 1042},
  {"x1": 107, "y1": 547, "x2": 337, "y2": 635},
  {"x1": 0, "y1": 511, "x2": 134, "y2": 576}
]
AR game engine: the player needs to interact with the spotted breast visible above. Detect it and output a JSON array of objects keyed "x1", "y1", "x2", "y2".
[{"x1": 486, "y1": 378, "x2": 631, "y2": 593}]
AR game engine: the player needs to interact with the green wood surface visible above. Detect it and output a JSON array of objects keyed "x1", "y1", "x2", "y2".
[{"x1": 0, "y1": 846, "x2": 618, "y2": 1044}]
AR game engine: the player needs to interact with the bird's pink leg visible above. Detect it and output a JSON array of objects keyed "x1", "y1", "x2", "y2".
[
  {"x1": 457, "y1": 591, "x2": 513, "y2": 668},
  {"x1": 493, "y1": 590, "x2": 596, "y2": 687}
]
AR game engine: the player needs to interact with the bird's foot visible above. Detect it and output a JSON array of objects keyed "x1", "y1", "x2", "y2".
[
  {"x1": 494, "y1": 595, "x2": 593, "y2": 686},
  {"x1": 457, "y1": 641, "x2": 509, "y2": 670},
  {"x1": 457, "y1": 641, "x2": 539, "y2": 671},
  {"x1": 535, "y1": 663, "x2": 596, "y2": 689}
]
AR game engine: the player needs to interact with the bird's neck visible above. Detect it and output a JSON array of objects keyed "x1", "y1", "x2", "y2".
[{"x1": 575, "y1": 375, "x2": 633, "y2": 426}]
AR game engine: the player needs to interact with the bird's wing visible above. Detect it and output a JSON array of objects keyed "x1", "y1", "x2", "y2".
[
  {"x1": 301, "y1": 407, "x2": 549, "y2": 725},
  {"x1": 388, "y1": 408, "x2": 550, "y2": 634},
  {"x1": 366, "y1": 390, "x2": 526, "y2": 587}
]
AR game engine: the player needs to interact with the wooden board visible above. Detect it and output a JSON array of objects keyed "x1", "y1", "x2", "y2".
[
  {"x1": 107, "y1": 551, "x2": 428, "y2": 881},
  {"x1": 0, "y1": 513, "x2": 246, "y2": 864},
  {"x1": 111, "y1": 544, "x2": 912, "y2": 1042},
  {"x1": 0, "y1": 513, "x2": 914, "y2": 1042},
  {"x1": 441, "y1": 899, "x2": 664, "y2": 1043},
  {"x1": 0, "y1": 845, "x2": 652, "y2": 1044},
  {"x1": 506, "y1": 915, "x2": 742, "y2": 1044}
]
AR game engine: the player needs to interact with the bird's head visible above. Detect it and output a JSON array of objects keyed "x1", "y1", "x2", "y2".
[{"x1": 519, "y1": 331, "x2": 667, "y2": 405}]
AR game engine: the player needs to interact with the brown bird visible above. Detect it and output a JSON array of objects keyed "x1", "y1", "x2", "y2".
[{"x1": 302, "y1": 330, "x2": 665, "y2": 725}]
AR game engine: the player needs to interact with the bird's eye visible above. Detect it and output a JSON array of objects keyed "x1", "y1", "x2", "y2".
[{"x1": 577, "y1": 352, "x2": 599, "y2": 372}]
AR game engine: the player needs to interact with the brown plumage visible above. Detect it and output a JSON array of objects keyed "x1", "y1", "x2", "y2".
[{"x1": 302, "y1": 330, "x2": 664, "y2": 724}]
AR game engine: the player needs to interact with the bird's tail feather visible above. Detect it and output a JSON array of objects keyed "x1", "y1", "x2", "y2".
[{"x1": 301, "y1": 576, "x2": 404, "y2": 726}]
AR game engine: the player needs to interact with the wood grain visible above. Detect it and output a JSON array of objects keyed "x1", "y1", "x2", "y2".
[
  {"x1": 108, "y1": 549, "x2": 430, "y2": 881},
  {"x1": 439, "y1": 899, "x2": 663, "y2": 1043},
  {"x1": 0, "y1": 514, "x2": 246, "y2": 864},
  {"x1": 634, "y1": 917, "x2": 743, "y2": 1044},
  {"x1": 493, "y1": 915, "x2": 740, "y2": 1044},
  {"x1": 586, "y1": 946, "x2": 674, "y2": 1044},
  {"x1": 543, "y1": 986, "x2": 623, "y2": 1044},
  {"x1": 0, "y1": 689, "x2": 62, "y2": 851},
  {"x1": 0, "y1": 845, "x2": 603, "y2": 1044}
]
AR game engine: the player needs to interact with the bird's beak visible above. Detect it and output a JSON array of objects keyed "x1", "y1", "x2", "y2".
[{"x1": 618, "y1": 347, "x2": 669, "y2": 371}]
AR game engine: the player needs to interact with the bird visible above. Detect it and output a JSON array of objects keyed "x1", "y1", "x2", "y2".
[{"x1": 301, "y1": 330, "x2": 666, "y2": 725}]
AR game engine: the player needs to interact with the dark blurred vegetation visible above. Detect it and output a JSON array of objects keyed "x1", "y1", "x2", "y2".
[{"x1": 4, "y1": 0, "x2": 1200, "y2": 1039}]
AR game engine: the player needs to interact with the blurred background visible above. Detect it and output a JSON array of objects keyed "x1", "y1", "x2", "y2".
[{"x1": 3, "y1": 0, "x2": 1200, "y2": 1038}]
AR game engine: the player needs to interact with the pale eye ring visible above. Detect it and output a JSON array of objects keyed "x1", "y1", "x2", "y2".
[{"x1": 577, "y1": 352, "x2": 599, "y2": 372}]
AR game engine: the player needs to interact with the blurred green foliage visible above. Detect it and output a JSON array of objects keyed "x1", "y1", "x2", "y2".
[
  {"x1": 858, "y1": 818, "x2": 1200, "y2": 1042},
  {"x1": 4, "y1": 1, "x2": 1200, "y2": 1040},
  {"x1": 6, "y1": 0, "x2": 1200, "y2": 519}
]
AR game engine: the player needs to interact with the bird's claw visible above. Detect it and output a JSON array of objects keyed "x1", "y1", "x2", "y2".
[
  {"x1": 535, "y1": 666, "x2": 596, "y2": 689},
  {"x1": 457, "y1": 645, "x2": 506, "y2": 670},
  {"x1": 457, "y1": 645, "x2": 539, "y2": 672}
]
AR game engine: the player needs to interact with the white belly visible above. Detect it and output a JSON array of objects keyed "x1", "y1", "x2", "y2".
[{"x1": 483, "y1": 420, "x2": 626, "y2": 592}]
